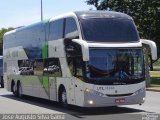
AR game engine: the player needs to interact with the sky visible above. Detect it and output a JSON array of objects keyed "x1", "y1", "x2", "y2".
[{"x1": 0, "y1": 0, "x2": 95, "y2": 29}]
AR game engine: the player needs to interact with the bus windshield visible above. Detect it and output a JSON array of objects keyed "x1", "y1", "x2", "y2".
[
  {"x1": 80, "y1": 18, "x2": 139, "y2": 42},
  {"x1": 85, "y1": 49, "x2": 144, "y2": 85}
]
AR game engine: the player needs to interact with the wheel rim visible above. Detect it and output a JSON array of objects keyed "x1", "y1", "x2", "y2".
[
  {"x1": 19, "y1": 84, "x2": 22, "y2": 97},
  {"x1": 13, "y1": 84, "x2": 16, "y2": 93},
  {"x1": 61, "y1": 90, "x2": 67, "y2": 105}
]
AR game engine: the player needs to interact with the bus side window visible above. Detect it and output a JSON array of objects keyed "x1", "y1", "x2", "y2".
[
  {"x1": 18, "y1": 60, "x2": 34, "y2": 75},
  {"x1": 64, "y1": 17, "x2": 79, "y2": 39},
  {"x1": 49, "y1": 19, "x2": 64, "y2": 41},
  {"x1": 43, "y1": 58, "x2": 62, "y2": 77},
  {"x1": 34, "y1": 59, "x2": 43, "y2": 76}
]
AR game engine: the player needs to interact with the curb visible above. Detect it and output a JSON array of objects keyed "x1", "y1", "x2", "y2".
[{"x1": 146, "y1": 88, "x2": 160, "y2": 92}]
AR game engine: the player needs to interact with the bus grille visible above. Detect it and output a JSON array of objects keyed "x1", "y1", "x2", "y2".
[{"x1": 106, "y1": 93, "x2": 133, "y2": 97}]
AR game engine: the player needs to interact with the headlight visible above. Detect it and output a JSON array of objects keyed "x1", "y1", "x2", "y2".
[{"x1": 88, "y1": 100, "x2": 94, "y2": 104}]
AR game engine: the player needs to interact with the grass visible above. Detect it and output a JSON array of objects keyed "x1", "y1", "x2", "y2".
[
  {"x1": 150, "y1": 71, "x2": 160, "y2": 87},
  {"x1": 153, "y1": 66, "x2": 160, "y2": 71}
]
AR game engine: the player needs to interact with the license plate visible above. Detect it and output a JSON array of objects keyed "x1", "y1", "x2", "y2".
[{"x1": 115, "y1": 98, "x2": 125, "y2": 104}]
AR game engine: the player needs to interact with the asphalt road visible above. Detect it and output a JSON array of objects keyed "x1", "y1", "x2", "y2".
[{"x1": 0, "y1": 88, "x2": 160, "y2": 120}]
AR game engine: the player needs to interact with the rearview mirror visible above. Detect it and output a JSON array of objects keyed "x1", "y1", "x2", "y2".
[
  {"x1": 64, "y1": 31, "x2": 79, "y2": 40},
  {"x1": 141, "y1": 39, "x2": 157, "y2": 60}
]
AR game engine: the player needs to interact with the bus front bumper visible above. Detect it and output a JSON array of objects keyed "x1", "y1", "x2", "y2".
[{"x1": 83, "y1": 89, "x2": 145, "y2": 107}]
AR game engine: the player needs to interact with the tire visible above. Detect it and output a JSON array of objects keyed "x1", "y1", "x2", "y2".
[
  {"x1": 11, "y1": 81, "x2": 17, "y2": 95},
  {"x1": 17, "y1": 82, "x2": 23, "y2": 98},
  {"x1": 59, "y1": 87, "x2": 68, "y2": 107},
  {"x1": 1, "y1": 80, "x2": 4, "y2": 88},
  {"x1": 1, "y1": 79, "x2": 4, "y2": 88}
]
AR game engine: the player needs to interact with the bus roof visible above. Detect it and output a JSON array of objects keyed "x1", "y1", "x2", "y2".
[
  {"x1": 4, "y1": 19, "x2": 50, "y2": 37},
  {"x1": 4, "y1": 11, "x2": 132, "y2": 37},
  {"x1": 74, "y1": 11, "x2": 132, "y2": 19}
]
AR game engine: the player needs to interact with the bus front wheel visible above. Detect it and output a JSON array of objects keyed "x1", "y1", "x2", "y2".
[{"x1": 59, "y1": 87, "x2": 68, "y2": 107}]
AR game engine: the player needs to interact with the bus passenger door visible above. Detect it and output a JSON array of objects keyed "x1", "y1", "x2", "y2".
[
  {"x1": 68, "y1": 55, "x2": 84, "y2": 105},
  {"x1": 67, "y1": 57, "x2": 76, "y2": 104},
  {"x1": 73, "y1": 57, "x2": 84, "y2": 106},
  {"x1": 64, "y1": 41, "x2": 84, "y2": 105}
]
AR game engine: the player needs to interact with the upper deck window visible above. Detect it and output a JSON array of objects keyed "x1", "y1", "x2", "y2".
[
  {"x1": 80, "y1": 18, "x2": 139, "y2": 42},
  {"x1": 49, "y1": 19, "x2": 64, "y2": 40}
]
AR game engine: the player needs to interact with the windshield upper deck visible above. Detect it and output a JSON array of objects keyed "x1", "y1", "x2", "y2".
[{"x1": 75, "y1": 11, "x2": 139, "y2": 43}]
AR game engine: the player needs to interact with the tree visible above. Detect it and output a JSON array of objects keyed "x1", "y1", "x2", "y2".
[
  {"x1": 0, "y1": 28, "x2": 14, "y2": 55},
  {"x1": 143, "y1": 44, "x2": 151, "y2": 87},
  {"x1": 86, "y1": 0, "x2": 160, "y2": 58}
]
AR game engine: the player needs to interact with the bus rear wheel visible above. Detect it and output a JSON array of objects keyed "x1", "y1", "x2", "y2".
[
  {"x1": 59, "y1": 87, "x2": 68, "y2": 107},
  {"x1": 11, "y1": 81, "x2": 17, "y2": 95},
  {"x1": 0, "y1": 78, "x2": 4, "y2": 88},
  {"x1": 17, "y1": 82, "x2": 22, "y2": 98}
]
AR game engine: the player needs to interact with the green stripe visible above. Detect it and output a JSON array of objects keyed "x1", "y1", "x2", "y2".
[
  {"x1": 42, "y1": 42, "x2": 48, "y2": 59},
  {"x1": 43, "y1": 76, "x2": 49, "y2": 94},
  {"x1": 39, "y1": 76, "x2": 49, "y2": 96}
]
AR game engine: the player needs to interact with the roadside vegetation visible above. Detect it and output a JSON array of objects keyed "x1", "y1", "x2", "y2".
[
  {"x1": 0, "y1": 28, "x2": 14, "y2": 55},
  {"x1": 150, "y1": 71, "x2": 160, "y2": 87},
  {"x1": 150, "y1": 60, "x2": 160, "y2": 87}
]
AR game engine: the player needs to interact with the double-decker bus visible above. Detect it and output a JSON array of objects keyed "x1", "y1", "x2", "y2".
[{"x1": 3, "y1": 11, "x2": 157, "y2": 107}]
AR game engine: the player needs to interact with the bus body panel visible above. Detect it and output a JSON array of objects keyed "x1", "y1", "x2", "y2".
[
  {"x1": 49, "y1": 77, "x2": 57, "y2": 101},
  {"x1": 56, "y1": 77, "x2": 75, "y2": 105}
]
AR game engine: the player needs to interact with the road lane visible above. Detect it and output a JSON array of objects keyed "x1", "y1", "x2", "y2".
[
  {"x1": 0, "y1": 88, "x2": 160, "y2": 120},
  {"x1": 0, "y1": 89, "x2": 63, "y2": 114}
]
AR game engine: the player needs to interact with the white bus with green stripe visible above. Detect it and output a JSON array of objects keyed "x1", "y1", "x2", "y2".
[{"x1": 3, "y1": 11, "x2": 157, "y2": 107}]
